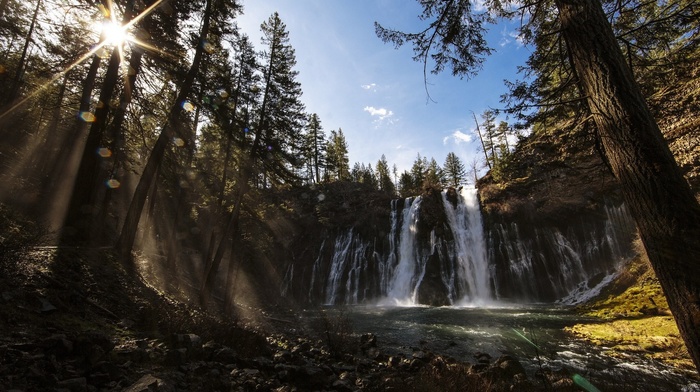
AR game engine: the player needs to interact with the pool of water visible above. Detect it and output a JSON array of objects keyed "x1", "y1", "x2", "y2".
[{"x1": 313, "y1": 304, "x2": 700, "y2": 391}]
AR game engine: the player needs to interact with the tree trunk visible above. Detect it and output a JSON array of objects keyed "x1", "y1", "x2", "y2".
[
  {"x1": 58, "y1": 22, "x2": 106, "y2": 242},
  {"x1": 63, "y1": 0, "x2": 135, "y2": 245},
  {"x1": 96, "y1": 47, "x2": 145, "y2": 243},
  {"x1": 117, "y1": 0, "x2": 213, "y2": 265},
  {"x1": 6, "y1": 0, "x2": 41, "y2": 105},
  {"x1": 199, "y1": 37, "x2": 278, "y2": 307},
  {"x1": 555, "y1": 0, "x2": 700, "y2": 371},
  {"x1": 472, "y1": 112, "x2": 491, "y2": 170}
]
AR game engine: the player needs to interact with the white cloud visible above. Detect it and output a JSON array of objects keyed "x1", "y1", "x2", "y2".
[
  {"x1": 364, "y1": 106, "x2": 394, "y2": 120},
  {"x1": 361, "y1": 83, "x2": 377, "y2": 90},
  {"x1": 500, "y1": 27, "x2": 526, "y2": 48},
  {"x1": 443, "y1": 130, "x2": 473, "y2": 145}
]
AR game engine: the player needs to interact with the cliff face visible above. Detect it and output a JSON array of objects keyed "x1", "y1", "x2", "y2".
[
  {"x1": 267, "y1": 183, "x2": 637, "y2": 307},
  {"x1": 472, "y1": 73, "x2": 699, "y2": 302}
]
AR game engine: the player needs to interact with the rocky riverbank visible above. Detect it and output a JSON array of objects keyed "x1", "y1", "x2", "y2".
[
  {"x1": 3, "y1": 246, "x2": 699, "y2": 391},
  {"x1": 0, "y1": 248, "x2": 579, "y2": 392}
]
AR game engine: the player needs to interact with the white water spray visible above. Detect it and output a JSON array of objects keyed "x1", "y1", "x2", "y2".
[
  {"x1": 442, "y1": 187, "x2": 492, "y2": 303},
  {"x1": 385, "y1": 197, "x2": 424, "y2": 304}
]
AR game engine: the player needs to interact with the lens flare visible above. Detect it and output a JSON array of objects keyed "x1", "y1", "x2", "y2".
[
  {"x1": 181, "y1": 101, "x2": 195, "y2": 112},
  {"x1": 102, "y1": 20, "x2": 127, "y2": 46},
  {"x1": 79, "y1": 112, "x2": 96, "y2": 122},
  {"x1": 572, "y1": 374, "x2": 601, "y2": 392},
  {"x1": 105, "y1": 179, "x2": 121, "y2": 189},
  {"x1": 97, "y1": 148, "x2": 112, "y2": 158},
  {"x1": 202, "y1": 41, "x2": 215, "y2": 54}
]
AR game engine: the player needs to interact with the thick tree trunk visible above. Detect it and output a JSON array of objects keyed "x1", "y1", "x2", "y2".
[
  {"x1": 63, "y1": 46, "x2": 122, "y2": 244},
  {"x1": 58, "y1": 31, "x2": 105, "y2": 242},
  {"x1": 555, "y1": 0, "x2": 700, "y2": 370}
]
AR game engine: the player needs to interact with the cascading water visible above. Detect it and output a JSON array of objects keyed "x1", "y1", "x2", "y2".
[
  {"x1": 487, "y1": 203, "x2": 637, "y2": 303},
  {"x1": 304, "y1": 187, "x2": 637, "y2": 306},
  {"x1": 442, "y1": 187, "x2": 492, "y2": 303},
  {"x1": 385, "y1": 196, "x2": 424, "y2": 304}
]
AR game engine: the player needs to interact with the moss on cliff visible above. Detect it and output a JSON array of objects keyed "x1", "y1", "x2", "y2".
[{"x1": 565, "y1": 243, "x2": 695, "y2": 370}]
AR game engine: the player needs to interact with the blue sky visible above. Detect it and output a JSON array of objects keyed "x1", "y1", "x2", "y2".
[{"x1": 236, "y1": 1, "x2": 530, "y2": 178}]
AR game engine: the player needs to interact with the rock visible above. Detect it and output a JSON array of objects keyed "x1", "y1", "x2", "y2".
[
  {"x1": 164, "y1": 348, "x2": 188, "y2": 366},
  {"x1": 56, "y1": 377, "x2": 87, "y2": 391},
  {"x1": 122, "y1": 374, "x2": 160, "y2": 392},
  {"x1": 365, "y1": 346, "x2": 383, "y2": 360},
  {"x1": 474, "y1": 351, "x2": 491, "y2": 364},
  {"x1": 496, "y1": 355, "x2": 526, "y2": 378},
  {"x1": 274, "y1": 350, "x2": 292, "y2": 363},
  {"x1": 412, "y1": 351, "x2": 428, "y2": 361},
  {"x1": 213, "y1": 347, "x2": 238, "y2": 363},
  {"x1": 387, "y1": 356, "x2": 400, "y2": 368},
  {"x1": 551, "y1": 377, "x2": 574, "y2": 390},
  {"x1": 171, "y1": 334, "x2": 201, "y2": 350},
  {"x1": 39, "y1": 298, "x2": 58, "y2": 313},
  {"x1": 42, "y1": 334, "x2": 74, "y2": 357},
  {"x1": 409, "y1": 358, "x2": 425, "y2": 370},
  {"x1": 469, "y1": 362, "x2": 489, "y2": 373},
  {"x1": 360, "y1": 333, "x2": 377, "y2": 349},
  {"x1": 332, "y1": 378, "x2": 354, "y2": 392}
]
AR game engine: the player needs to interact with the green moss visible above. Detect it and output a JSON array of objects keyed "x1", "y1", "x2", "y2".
[
  {"x1": 566, "y1": 255, "x2": 695, "y2": 370},
  {"x1": 577, "y1": 256, "x2": 669, "y2": 319}
]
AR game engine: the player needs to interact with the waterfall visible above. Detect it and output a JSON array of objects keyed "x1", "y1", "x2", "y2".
[
  {"x1": 488, "y1": 203, "x2": 637, "y2": 302},
  {"x1": 385, "y1": 196, "x2": 424, "y2": 304},
  {"x1": 442, "y1": 187, "x2": 492, "y2": 303},
  {"x1": 322, "y1": 229, "x2": 373, "y2": 305},
  {"x1": 301, "y1": 187, "x2": 637, "y2": 306},
  {"x1": 381, "y1": 187, "x2": 493, "y2": 305}
]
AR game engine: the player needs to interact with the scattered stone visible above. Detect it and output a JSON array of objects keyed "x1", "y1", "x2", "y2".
[
  {"x1": 495, "y1": 354, "x2": 526, "y2": 378},
  {"x1": 360, "y1": 333, "x2": 377, "y2": 349},
  {"x1": 39, "y1": 298, "x2": 58, "y2": 313},
  {"x1": 474, "y1": 351, "x2": 492, "y2": 364},
  {"x1": 122, "y1": 374, "x2": 161, "y2": 392},
  {"x1": 56, "y1": 377, "x2": 87, "y2": 391}
]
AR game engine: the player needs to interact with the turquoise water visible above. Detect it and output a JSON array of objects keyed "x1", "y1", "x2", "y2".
[{"x1": 317, "y1": 305, "x2": 700, "y2": 391}]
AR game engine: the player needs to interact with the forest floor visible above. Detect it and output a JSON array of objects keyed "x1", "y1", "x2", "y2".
[{"x1": 0, "y1": 247, "x2": 578, "y2": 392}]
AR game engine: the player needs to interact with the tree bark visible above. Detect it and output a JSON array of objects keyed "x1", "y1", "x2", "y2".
[
  {"x1": 117, "y1": 0, "x2": 213, "y2": 265},
  {"x1": 555, "y1": 0, "x2": 700, "y2": 370},
  {"x1": 63, "y1": 0, "x2": 136, "y2": 245}
]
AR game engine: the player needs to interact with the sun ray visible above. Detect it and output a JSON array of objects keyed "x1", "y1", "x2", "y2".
[{"x1": 0, "y1": 0, "x2": 167, "y2": 123}]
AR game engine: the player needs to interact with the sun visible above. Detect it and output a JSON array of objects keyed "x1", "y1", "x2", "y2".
[{"x1": 101, "y1": 20, "x2": 128, "y2": 46}]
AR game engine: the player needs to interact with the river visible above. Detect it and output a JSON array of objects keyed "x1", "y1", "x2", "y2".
[{"x1": 312, "y1": 304, "x2": 700, "y2": 391}]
